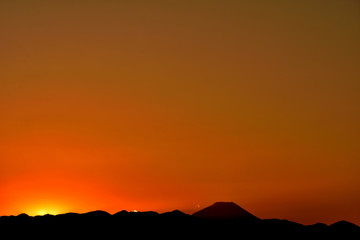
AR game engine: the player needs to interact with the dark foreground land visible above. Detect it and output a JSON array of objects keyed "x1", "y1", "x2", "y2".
[{"x1": 0, "y1": 202, "x2": 359, "y2": 239}]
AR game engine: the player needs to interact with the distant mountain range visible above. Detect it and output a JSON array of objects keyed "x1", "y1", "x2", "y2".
[{"x1": 0, "y1": 202, "x2": 359, "y2": 239}]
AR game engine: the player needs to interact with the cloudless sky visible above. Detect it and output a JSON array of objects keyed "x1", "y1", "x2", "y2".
[{"x1": 0, "y1": 0, "x2": 359, "y2": 225}]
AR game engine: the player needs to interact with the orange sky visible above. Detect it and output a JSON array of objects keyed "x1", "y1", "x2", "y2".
[{"x1": 0, "y1": 0, "x2": 359, "y2": 225}]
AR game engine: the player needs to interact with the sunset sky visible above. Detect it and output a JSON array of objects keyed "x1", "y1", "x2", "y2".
[{"x1": 0, "y1": 0, "x2": 359, "y2": 225}]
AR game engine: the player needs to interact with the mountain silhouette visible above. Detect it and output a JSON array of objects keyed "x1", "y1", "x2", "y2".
[
  {"x1": 329, "y1": 221, "x2": 360, "y2": 238},
  {"x1": 192, "y1": 202, "x2": 259, "y2": 220},
  {"x1": 83, "y1": 210, "x2": 112, "y2": 217},
  {"x1": 0, "y1": 202, "x2": 359, "y2": 239}
]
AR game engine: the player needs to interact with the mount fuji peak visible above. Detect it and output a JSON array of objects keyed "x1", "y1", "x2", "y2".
[{"x1": 192, "y1": 202, "x2": 259, "y2": 221}]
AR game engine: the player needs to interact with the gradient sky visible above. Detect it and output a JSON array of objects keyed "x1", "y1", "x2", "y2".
[{"x1": 0, "y1": 0, "x2": 359, "y2": 225}]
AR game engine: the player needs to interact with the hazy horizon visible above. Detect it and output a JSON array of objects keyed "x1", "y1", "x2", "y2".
[{"x1": 3, "y1": 201, "x2": 359, "y2": 227}]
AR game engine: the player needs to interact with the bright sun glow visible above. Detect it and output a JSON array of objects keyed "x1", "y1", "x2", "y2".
[
  {"x1": 34, "y1": 209, "x2": 60, "y2": 216},
  {"x1": 26, "y1": 204, "x2": 65, "y2": 216}
]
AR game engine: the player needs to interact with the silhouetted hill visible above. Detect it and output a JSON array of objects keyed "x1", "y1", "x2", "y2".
[
  {"x1": 84, "y1": 210, "x2": 111, "y2": 216},
  {"x1": 0, "y1": 202, "x2": 359, "y2": 239},
  {"x1": 192, "y1": 202, "x2": 259, "y2": 220},
  {"x1": 162, "y1": 209, "x2": 189, "y2": 218},
  {"x1": 329, "y1": 221, "x2": 360, "y2": 239}
]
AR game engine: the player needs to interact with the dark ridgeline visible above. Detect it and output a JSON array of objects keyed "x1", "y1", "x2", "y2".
[{"x1": 0, "y1": 202, "x2": 359, "y2": 239}]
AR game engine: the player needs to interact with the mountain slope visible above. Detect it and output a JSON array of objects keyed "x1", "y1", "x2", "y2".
[{"x1": 192, "y1": 202, "x2": 259, "y2": 220}]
